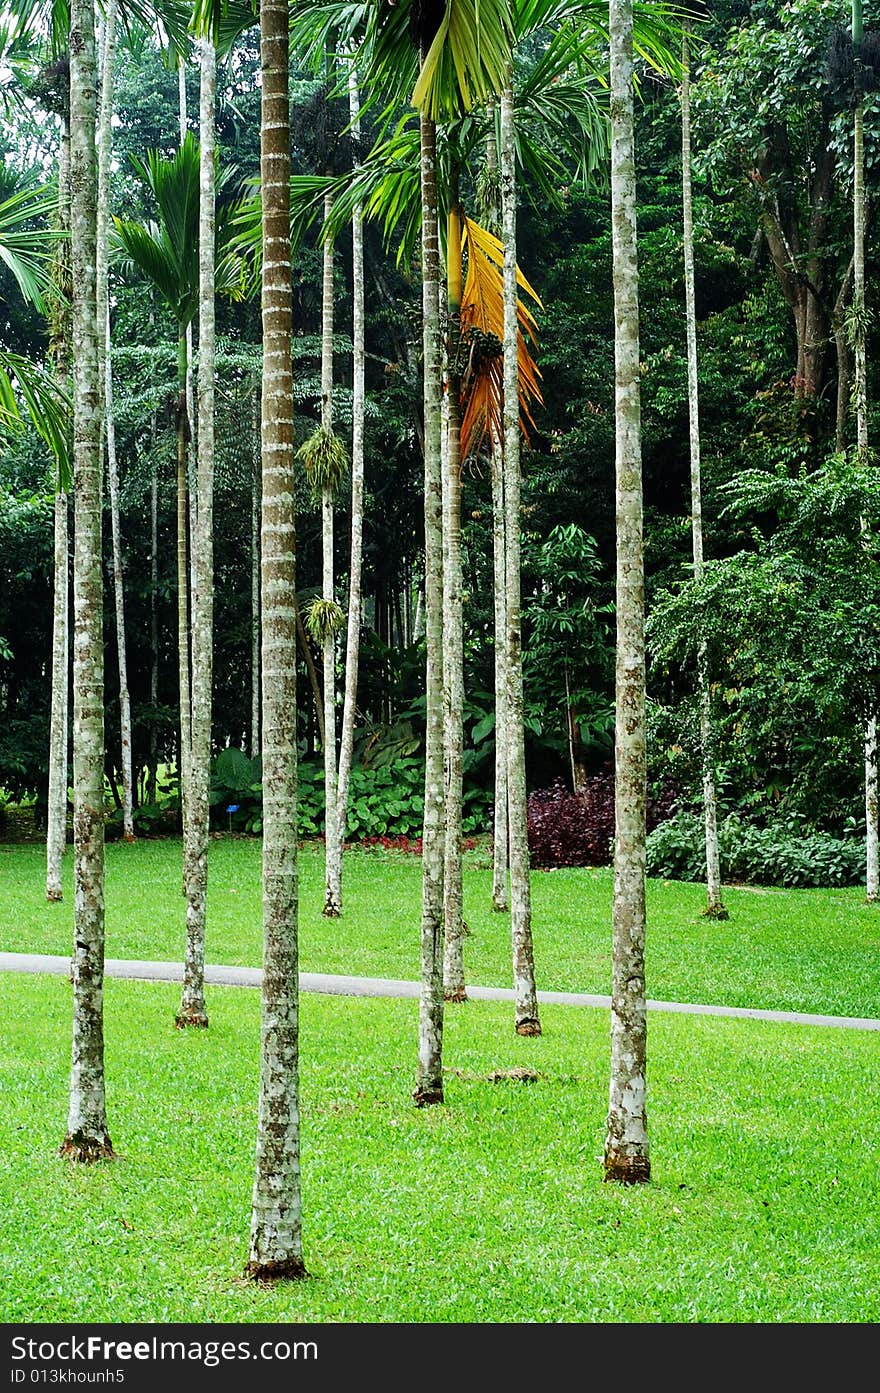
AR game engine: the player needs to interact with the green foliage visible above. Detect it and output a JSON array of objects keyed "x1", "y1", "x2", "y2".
[
  {"x1": 647, "y1": 810, "x2": 866, "y2": 889},
  {"x1": 296, "y1": 424, "x2": 349, "y2": 499},
  {"x1": 305, "y1": 595, "x2": 345, "y2": 646}
]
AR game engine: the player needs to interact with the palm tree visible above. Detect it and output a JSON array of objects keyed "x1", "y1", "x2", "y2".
[
  {"x1": 605, "y1": 0, "x2": 650, "y2": 1185},
  {"x1": 113, "y1": 134, "x2": 242, "y2": 1028},
  {"x1": 680, "y1": 16, "x2": 726, "y2": 920},
  {"x1": 60, "y1": 0, "x2": 113, "y2": 1164},
  {"x1": 246, "y1": 0, "x2": 307, "y2": 1282}
]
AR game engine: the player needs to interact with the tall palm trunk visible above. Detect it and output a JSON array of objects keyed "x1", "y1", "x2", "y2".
[
  {"x1": 414, "y1": 99, "x2": 445, "y2": 1106},
  {"x1": 47, "y1": 119, "x2": 71, "y2": 904},
  {"x1": 443, "y1": 185, "x2": 467, "y2": 1002},
  {"x1": 47, "y1": 489, "x2": 69, "y2": 900},
  {"x1": 148, "y1": 392, "x2": 159, "y2": 805},
  {"x1": 851, "y1": 1, "x2": 878, "y2": 902},
  {"x1": 251, "y1": 386, "x2": 261, "y2": 759},
  {"x1": 682, "y1": 24, "x2": 725, "y2": 920},
  {"x1": 61, "y1": 0, "x2": 113, "y2": 1163},
  {"x1": 176, "y1": 330, "x2": 192, "y2": 829},
  {"x1": 247, "y1": 0, "x2": 306, "y2": 1281},
  {"x1": 96, "y1": 0, "x2": 134, "y2": 844},
  {"x1": 334, "y1": 59, "x2": 366, "y2": 900},
  {"x1": 501, "y1": 68, "x2": 540, "y2": 1036},
  {"x1": 491, "y1": 442, "x2": 508, "y2": 911},
  {"x1": 605, "y1": 0, "x2": 650, "y2": 1185},
  {"x1": 320, "y1": 191, "x2": 340, "y2": 918},
  {"x1": 177, "y1": 34, "x2": 216, "y2": 1029}
]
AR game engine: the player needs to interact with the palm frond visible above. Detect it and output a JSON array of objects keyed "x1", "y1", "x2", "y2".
[
  {"x1": 0, "y1": 352, "x2": 71, "y2": 487},
  {"x1": 459, "y1": 215, "x2": 542, "y2": 459},
  {"x1": 413, "y1": 0, "x2": 515, "y2": 121},
  {"x1": 0, "y1": 177, "x2": 60, "y2": 312}
]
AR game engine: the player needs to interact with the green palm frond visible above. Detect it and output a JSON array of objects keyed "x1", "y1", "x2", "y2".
[
  {"x1": 413, "y1": 0, "x2": 515, "y2": 120},
  {"x1": 0, "y1": 352, "x2": 71, "y2": 487},
  {"x1": 0, "y1": 176, "x2": 60, "y2": 312}
]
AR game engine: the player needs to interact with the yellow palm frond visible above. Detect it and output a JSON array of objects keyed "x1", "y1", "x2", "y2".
[{"x1": 459, "y1": 214, "x2": 542, "y2": 460}]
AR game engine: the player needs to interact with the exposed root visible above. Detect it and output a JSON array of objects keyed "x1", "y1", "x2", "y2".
[
  {"x1": 59, "y1": 1133, "x2": 115, "y2": 1165},
  {"x1": 412, "y1": 1085, "x2": 444, "y2": 1108},
  {"x1": 487, "y1": 1067, "x2": 540, "y2": 1083},
  {"x1": 322, "y1": 903, "x2": 341, "y2": 919},
  {"x1": 444, "y1": 987, "x2": 468, "y2": 1003},
  {"x1": 244, "y1": 1257, "x2": 309, "y2": 1284},
  {"x1": 702, "y1": 904, "x2": 730, "y2": 921},
  {"x1": 174, "y1": 1009, "x2": 209, "y2": 1030},
  {"x1": 603, "y1": 1150, "x2": 651, "y2": 1185},
  {"x1": 515, "y1": 1017, "x2": 542, "y2": 1037}
]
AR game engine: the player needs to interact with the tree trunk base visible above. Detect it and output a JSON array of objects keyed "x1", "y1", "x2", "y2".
[
  {"x1": 59, "y1": 1133, "x2": 115, "y2": 1164},
  {"x1": 175, "y1": 1007, "x2": 209, "y2": 1030},
  {"x1": 491, "y1": 896, "x2": 508, "y2": 913},
  {"x1": 412, "y1": 1085, "x2": 444, "y2": 1108},
  {"x1": 244, "y1": 1257, "x2": 308, "y2": 1284},
  {"x1": 702, "y1": 904, "x2": 729, "y2": 921},
  {"x1": 322, "y1": 901, "x2": 341, "y2": 919},
  {"x1": 122, "y1": 831, "x2": 137, "y2": 844},
  {"x1": 515, "y1": 1017, "x2": 541, "y2": 1037},
  {"x1": 603, "y1": 1150, "x2": 650, "y2": 1184},
  {"x1": 866, "y1": 893, "x2": 880, "y2": 906},
  {"x1": 46, "y1": 888, "x2": 63, "y2": 903},
  {"x1": 443, "y1": 987, "x2": 468, "y2": 1003}
]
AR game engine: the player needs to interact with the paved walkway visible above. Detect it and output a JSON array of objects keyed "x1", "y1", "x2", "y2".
[{"x1": 2, "y1": 951, "x2": 879, "y2": 1032}]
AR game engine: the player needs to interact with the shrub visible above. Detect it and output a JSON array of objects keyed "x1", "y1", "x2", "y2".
[
  {"x1": 645, "y1": 811, "x2": 865, "y2": 889},
  {"x1": 527, "y1": 773, "x2": 676, "y2": 868}
]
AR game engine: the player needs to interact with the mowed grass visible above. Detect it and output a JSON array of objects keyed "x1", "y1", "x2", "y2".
[
  {"x1": 1, "y1": 837, "x2": 879, "y2": 1018},
  {"x1": 1, "y1": 972, "x2": 878, "y2": 1323}
]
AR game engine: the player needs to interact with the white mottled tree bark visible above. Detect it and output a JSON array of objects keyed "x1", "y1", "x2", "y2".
[
  {"x1": 247, "y1": 0, "x2": 306, "y2": 1281},
  {"x1": 681, "y1": 26, "x2": 725, "y2": 919},
  {"x1": 852, "y1": 4, "x2": 877, "y2": 902},
  {"x1": 491, "y1": 443, "x2": 509, "y2": 912},
  {"x1": 334, "y1": 60, "x2": 366, "y2": 904},
  {"x1": 251, "y1": 387, "x2": 261, "y2": 760},
  {"x1": 96, "y1": 0, "x2": 134, "y2": 845},
  {"x1": 320, "y1": 191, "x2": 340, "y2": 918},
  {"x1": 178, "y1": 34, "x2": 216, "y2": 1029},
  {"x1": 605, "y1": 0, "x2": 650, "y2": 1185},
  {"x1": 47, "y1": 489, "x2": 69, "y2": 901},
  {"x1": 414, "y1": 100, "x2": 445, "y2": 1106},
  {"x1": 442, "y1": 193, "x2": 467, "y2": 1003},
  {"x1": 501, "y1": 69, "x2": 540, "y2": 1036},
  {"x1": 47, "y1": 120, "x2": 71, "y2": 903},
  {"x1": 61, "y1": 0, "x2": 113, "y2": 1164},
  {"x1": 148, "y1": 396, "x2": 159, "y2": 804}
]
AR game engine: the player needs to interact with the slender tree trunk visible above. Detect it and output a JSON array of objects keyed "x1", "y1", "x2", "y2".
[
  {"x1": 251, "y1": 387, "x2": 261, "y2": 759},
  {"x1": 501, "y1": 69, "x2": 540, "y2": 1037},
  {"x1": 247, "y1": 0, "x2": 306, "y2": 1282},
  {"x1": 442, "y1": 188, "x2": 467, "y2": 1002},
  {"x1": 47, "y1": 122, "x2": 71, "y2": 903},
  {"x1": 61, "y1": 0, "x2": 113, "y2": 1163},
  {"x1": 177, "y1": 34, "x2": 216, "y2": 1029},
  {"x1": 682, "y1": 26, "x2": 725, "y2": 920},
  {"x1": 491, "y1": 442, "x2": 508, "y2": 910},
  {"x1": 175, "y1": 332, "x2": 192, "y2": 837},
  {"x1": 414, "y1": 101, "x2": 445, "y2": 1106},
  {"x1": 320, "y1": 192, "x2": 340, "y2": 918},
  {"x1": 334, "y1": 59, "x2": 366, "y2": 900},
  {"x1": 851, "y1": 9, "x2": 878, "y2": 902},
  {"x1": 605, "y1": 0, "x2": 650, "y2": 1185},
  {"x1": 96, "y1": 0, "x2": 134, "y2": 844},
  {"x1": 149, "y1": 398, "x2": 159, "y2": 805},
  {"x1": 47, "y1": 489, "x2": 69, "y2": 900},
  {"x1": 294, "y1": 591, "x2": 325, "y2": 746}
]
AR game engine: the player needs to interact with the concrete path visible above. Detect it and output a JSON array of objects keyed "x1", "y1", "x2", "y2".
[{"x1": 1, "y1": 951, "x2": 879, "y2": 1032}]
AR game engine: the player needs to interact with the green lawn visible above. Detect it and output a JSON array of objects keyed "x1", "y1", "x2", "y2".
[
  {"x1": 1, "y1": 972, "x2": 877, "y2": 1323},
  {"x1": 1, "y1": 836, "x2": 878, "y2": 1018}
]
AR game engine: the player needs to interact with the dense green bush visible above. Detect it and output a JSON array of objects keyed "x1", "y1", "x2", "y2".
[
  {"x1": 207, "y1": 749, "x2": 493, "y2": 841},
  {"x1": 646, "y1": 811, "x2": 865, "y2": 889}
]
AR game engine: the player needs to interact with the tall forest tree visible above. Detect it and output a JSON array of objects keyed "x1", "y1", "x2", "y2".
[
  {"x1": 61, "y1": 0, "x2": 114, "y2": 1163},
  {"x1": 605, "y1": 0, "x2": 650, "y2": 1185},
  {"x1": 247, "y1": 0, "x2": 306, "y2": 1281}
]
